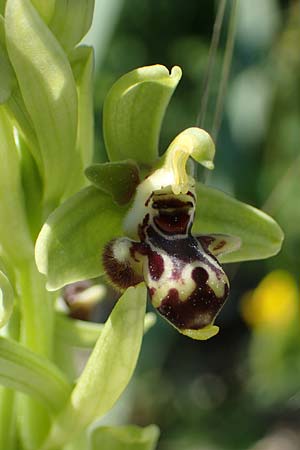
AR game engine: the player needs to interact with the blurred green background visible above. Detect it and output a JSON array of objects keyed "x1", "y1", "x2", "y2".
[{"x1": 85, "y1": 1, "x2": 300, "y2": 449}]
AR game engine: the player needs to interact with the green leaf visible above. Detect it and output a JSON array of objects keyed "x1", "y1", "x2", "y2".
[
  {"x1": 40, "y1": 284, "x2": 147, "y2": 450},
  {"x1": 85, "y1": 160, "x2": 140, "y2": 205},
  {"x1": 90, "y1": 424, "x2": 160, "y2": 450},
  {"x1": 5, "y1": 0, "x2": 78, "y2": 207},
  {"x1": 19, "y1": 135, "x2": 44, "y2": 241},
  {"x1": 55, "y1": 311, "x2": 156, "y2": 349},
  {"x1": 103, "y1": 64, "x2": 182, "y2": 166},
  {"x1": 35, "y1": 186, "x2": 124, "y2": 291},
  {"x1": 194, "y1": 183, "x2": 284, "y2": 263},
  {"x1": 30, "y1": 0, "x2": 55, "y2": 23},
  {"x1": 0, "y1": 16, "x2": 15, "y2": 104},
  {"x1": 63, "y1": 45, "x2": 95, "y2": 198},
  {"x1": 0, "y1": 108, "x2": 33, "y2": 264},
  {"x1": 0, "y1": 336, "x2": 72, "y2": 413},
  {"x1": 49, "y1": 0, "x2": 95, "y2": 52},
  {"x1": 70, "y1": 45, "x2": 94, "y2": 170},
  {"x1": 0, "y1": 271, "x2": 13, "y2": 329}
]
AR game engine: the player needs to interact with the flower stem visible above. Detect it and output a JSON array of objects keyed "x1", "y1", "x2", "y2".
[
  {"x1": 211, "y1": 0, "x2": 239, "y2": 142},
  {"x1": 196, "y1": 0, "x2": 227, "y2": 128},
  {"x1": 16, "y1": 261, "x2": 55, "y2": 449},
  {"x1": 0, "y1": 307, "x2": 20, "y2": 450}
]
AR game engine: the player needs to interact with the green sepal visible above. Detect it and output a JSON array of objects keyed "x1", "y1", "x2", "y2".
[
  {"x1": 0, "y1": 336, "x2": 72, "y2": 413},
  {"x1": 49, "y1": 0, "x2": 95, "y2": 52},
  {"x1": 40, "y1": 284, "x2": 147, "y2": 450},
  {"x1": 0, "y1": 107, "x2": 33, "y2": 264},
  {"x1": 90, "y1": 424, "x2": 160, "y2": 450},
  {"x1": 194, "y1": 183, "x2": 284, "y2": 263},
  {"x1": 85, "y1": 161, "x2": 140, "y2": 205},
  {"x1": 35, "y1": 186, "x2": 124, "y2": 291},
  {"x1": 5, "y1": 0, "x2": 78, "y2": 207},
  {"x1": 103, "y1": 64, "x2": 182, "y2": 166},
  {"x1": 0, "y1": 270, "x2": 14, "y2": 329}
]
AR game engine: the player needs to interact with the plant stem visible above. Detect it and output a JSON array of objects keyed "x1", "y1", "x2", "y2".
[
  {"x1": 211, "y1": 0, "x2": 239, "y2": 142},
  {"x1": 0, "y1": 307, "x2": 20, "y2": 450},
  {"x1": 196, "y1": 0, "x2": 227, "y2": 128},
  {"x1": 262, "y1": 153, "x2": 300, "y2": 215},
  {"x1": 16, "y1": 261, "x2": 55, "y2": 450}
]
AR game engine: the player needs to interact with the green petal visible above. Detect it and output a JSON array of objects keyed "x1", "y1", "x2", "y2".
[
  {"x1": 194, "y1": 183, "x2": 284, "y2": 263},
  {"x1": 49, "y1": 0, "x2": 95, "y2": 52},
  {"x1": 0, "y1": 108, "x2": 33, "y2": 263},
  {"x1": 41, "y1": 284, "x2": 147, "y2": 450},
  {"x1": 0, "y1": 271, "x2": 14, "y2": 329},
  {"x1": 90, "y1": 424, "x2": 160, "y2": 450},
  {"x1": 35, "y1": 186, "x2": 124, "y2": 290},
  {"x1": 103, "y1": 64, "x2": 182, "y2": 166},
  {"x1": 5, "y1": 0, "x2": 78, "y2": 207},
  {"x1": 0, "y1": 336, "x2": 71, "y2": 413},
  {"x1": 85, "y1": 160, "x2": 140, "y2": 205}
]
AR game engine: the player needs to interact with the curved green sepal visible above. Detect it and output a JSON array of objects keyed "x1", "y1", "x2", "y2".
[
  {"x1": 0, "y1": 271, "x2": 14, "y2": 329},
  {"x1": 179, "y1": 324, "x2": 219, "y2": 340},
  {"x1": 5, "y1": 0, "x2": 78, "y2": 206},
  {"x1": 35, "y1": 186, "x2": 124, "y2": 291},
  {"x1": 85, "y1": 161, "x2": 140, "y2": 205},
  {"x1": 0, "y1": 336, "x2": 72, "y2": 413},
  {"x1": 49, "y1": 0, "x2": 95, "y2": 52},
  {"x1": 90, "y1": 424, "x2": 160, "y2": 450},
  {"x1": 194, "y1": 183, "x2": 284, "y2": 263},
  {"x1": 103, "y1": 64, "x2": 182, "y2": 166},
  {"x1": 40, "y1": 284, "x2": 147, "y2": 450}
]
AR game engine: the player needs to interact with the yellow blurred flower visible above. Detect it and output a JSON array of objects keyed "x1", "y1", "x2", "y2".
[{"x1": 241, "y1": 270, "x2": 298, "y2": 328}]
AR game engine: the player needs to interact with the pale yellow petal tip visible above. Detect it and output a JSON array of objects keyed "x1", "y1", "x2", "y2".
[
  {"x1": 170, "y1": 65, "x2": 182, "y2": 80},
  {"x1": 179, "y1": 325, "x2": 220, "y2": 340},
  {"x1": 202, "y1": 161, "x2": 215, "y2": 170}
]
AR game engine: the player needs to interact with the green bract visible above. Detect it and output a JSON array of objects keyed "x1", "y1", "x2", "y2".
[
  {"x1": 40, "y1": 284, "x2": 147, "y2": 450},
  {"x1": 6, "y1": 0, "x2": 78, "y2": 208}
]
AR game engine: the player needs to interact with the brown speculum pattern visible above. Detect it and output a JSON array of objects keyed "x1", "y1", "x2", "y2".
[{"x1": 103, "y1": 188, "x2": 230, "y2": 333}]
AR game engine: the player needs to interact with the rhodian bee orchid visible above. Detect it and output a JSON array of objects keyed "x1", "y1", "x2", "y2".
[
  {"x1": 36, "y1": 65, "x2": 283, "y2": 340},
  {"x1": 103, "y1": 128, "x2": 241, "y2": 339}
]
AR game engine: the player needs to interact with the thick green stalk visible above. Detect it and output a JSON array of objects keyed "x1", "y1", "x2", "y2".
[
  {"x1": 16, "y1": 261, "x2": 55, "y2": 450},
  {"x1": 0, "y1": 388, "x2": 17, "y2": 450},
  {"x1": 17, "y1": 262, "x2": 53, "y2": 357},
  {"x1": 0, "y1": 307, "x2": 20, "y2": 450}
]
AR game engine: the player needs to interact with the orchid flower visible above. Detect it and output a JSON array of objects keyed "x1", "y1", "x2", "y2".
[{"x1": 36, "y1": 64, "x2": 284, "y2": 342}]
